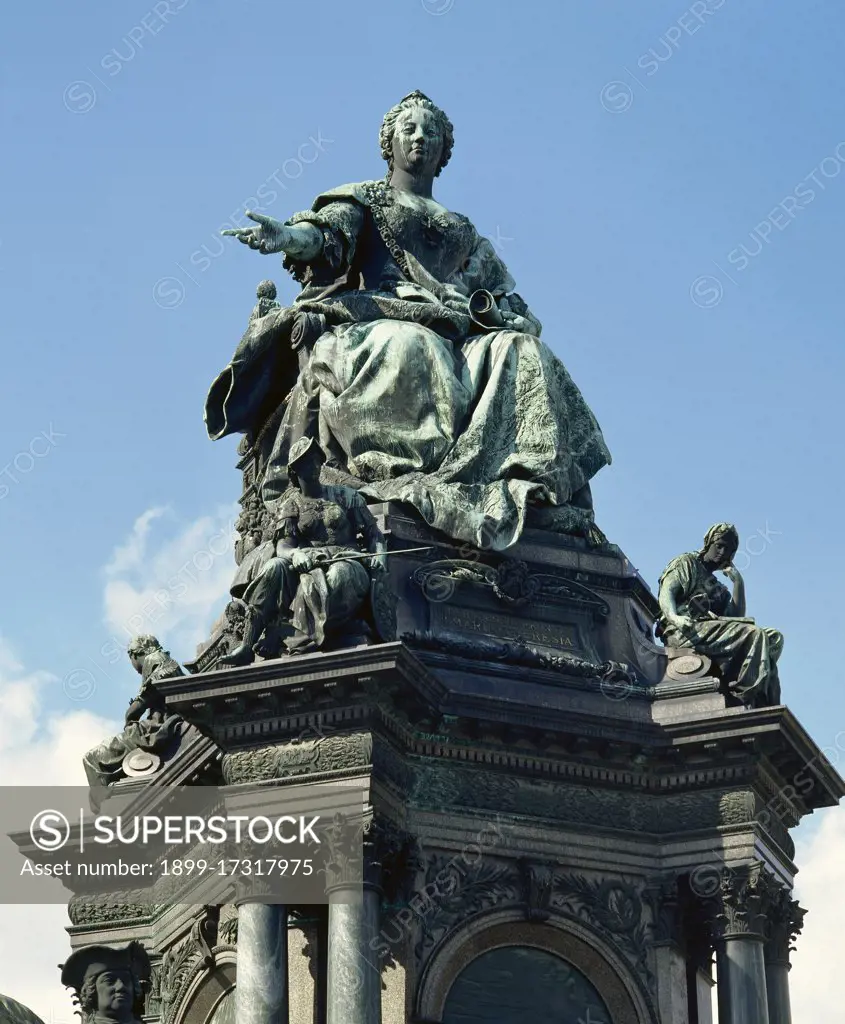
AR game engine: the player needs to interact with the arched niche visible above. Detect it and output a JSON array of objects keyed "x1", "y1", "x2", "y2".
[
  {"x1": 442, "y1": 946, "x2": 611, "y2": 1022},
  {"x1": 416, "y1": 913, "x2": 655, "y2": 1024}
]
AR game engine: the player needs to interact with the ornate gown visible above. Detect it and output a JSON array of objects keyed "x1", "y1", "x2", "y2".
[{"x1": 206, "y1": 182, "x2": 611, "y2": 550}]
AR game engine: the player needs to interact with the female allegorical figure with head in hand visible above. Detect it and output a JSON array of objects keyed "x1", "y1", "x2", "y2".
[{"x1": 658, "y1": 523, "x2": 783, "y2": 707}]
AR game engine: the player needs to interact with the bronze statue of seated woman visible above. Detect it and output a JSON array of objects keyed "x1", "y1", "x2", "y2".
[
  {"x1": 657, "y1": 523, "x2": 783, "y2": 707},
  {"x1": 207, "y1": 90, "x2": 611, "y2": 552}
]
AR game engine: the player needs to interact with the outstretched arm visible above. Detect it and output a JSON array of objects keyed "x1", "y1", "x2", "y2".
[{"x1": 223, "y1": 211, "x2": 323, "y2": 260}]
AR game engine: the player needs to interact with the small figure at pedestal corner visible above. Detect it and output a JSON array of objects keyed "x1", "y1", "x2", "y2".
[
  {"x1": 249, "y1": 278, "x2": 280, "y2": 322},
  {"x1": 657, "y1": 523, "x2": 783, "y2": 707},
  {"x1": 60, "y1": 942, "x2": 151, "y2": 1024},
  {"x1": 82, "y1": 636, "x2": 188, "y2": 789},
  {"x1": 218, "y1": 437, "x2": 391, "y2": 666}
]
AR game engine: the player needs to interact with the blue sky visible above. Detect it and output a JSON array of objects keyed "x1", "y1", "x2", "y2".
[{"x1": 1, "y1": 0, "x2": 844, "y2": 1013}]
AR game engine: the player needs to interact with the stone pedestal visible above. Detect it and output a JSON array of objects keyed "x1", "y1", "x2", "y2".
[
  {"x1": 136, "y1": 516, "x2": 844, "y2": 1024},
  {"x1": 235, "y1": 902, "x2": 289, "y2": 1024}
]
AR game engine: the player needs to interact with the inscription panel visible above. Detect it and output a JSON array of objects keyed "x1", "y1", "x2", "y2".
[{"x1": 438, "y1": 605, "x2": 579, "y2": 650}]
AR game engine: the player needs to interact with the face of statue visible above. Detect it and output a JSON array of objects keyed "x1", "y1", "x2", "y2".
[
  {"x1": 703, "y1": 536, "x2": 736, "y2": 570},
  {"x1": 293, "y1": 446, "x2": 325, "y2": 484},
  {"x1": 94, "y1": 969, "x2": 134, "y2": 1019},
  {"x1": 391, "y1": 105, "x2": 444, "y2": 178},
  {"x1": 129, "y1": 653, "x2": 144, "y2": 675}
]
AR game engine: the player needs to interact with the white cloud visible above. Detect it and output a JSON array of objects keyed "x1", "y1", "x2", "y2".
[
  {"x1": 0, "y1": 638, "x2": 118, "y2": 787},
  {"x1": 0, "y1": 504, "x2": 240, "y2": 1016},
  {"x1": 104, "y1": 506, "x2": 167, "y2": 577},
  {"x1": 102, "y1": 503, "x2": 239, "y2": 661},
  {"x1": 0, "y1": 905, "x2": 80, "y2": 1023},
  {"x1": 0, "y1": 636, "x2": 118, "y2": 1019},
  {"x1": 790, "y1": 807, "x2": 845, "y2": 1020}
]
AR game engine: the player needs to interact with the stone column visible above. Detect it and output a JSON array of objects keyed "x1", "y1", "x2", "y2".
[
  {"x1": 764, "y1": 891, "x2": 805, "y2": 1024},
  {"x1": 323, "y1": 818, "x2": 384, "y2": 1024},
  {"x1": 680, "y1": 878, "x2": 716, "y2": 1024},
  {"x1": 645, "y1": 877, "x2": 691, "y2": 1024},
  {"x1": 327, "y1": 888, "x2": 382, "y2": 1024},
  {"x1": 235, "y1": 900, "x2": 289, "y2": 1024},
  {"x1": 711, "y1": 866, "x2": 771, "y2": 1024}
]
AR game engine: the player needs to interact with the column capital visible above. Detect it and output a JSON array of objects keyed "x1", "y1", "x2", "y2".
[
  {"x1": 363, "y1": 816, "x2": 419, "y2": 896},
  {"x1": 710, "y1": 864, "x2": 784, "y2": 942},
  {"x1": 321, "y1": 811, "x2": 414, "y2": 896},
  {"x1": 765, "y1": 888, "x2": 806, "y2": 968},
  {"x1": 322, "y1": 812, "x2": 368, "y2": 893}
]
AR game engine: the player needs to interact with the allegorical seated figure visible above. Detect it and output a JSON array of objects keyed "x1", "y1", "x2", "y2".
[
  {"x1": 657, "y1": 523, "x2": 784, "y2": 707},
  {"x1": 220, "y1": 437, "x2": 384, "y2": 665},
  {"x1": 207, "y1": 90, "x2": 611, "y2": 551},
  {"x1": 82, "y1": 635, "x2": 187, "y2": 789},
  {"x1": 60, "y1": 942, "x2": 150, "y2": 1024}
]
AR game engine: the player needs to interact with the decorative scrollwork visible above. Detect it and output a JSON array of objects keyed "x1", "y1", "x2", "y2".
[
  {"x1": 552, "y1": 875, "x2": 651, "y2": 984},
  {"x1": 159, "y1": 906, "x2": 220, "y2": 1024},
  {"x1": 412, "y1": 557, "x2": 611, "y2": 620}
]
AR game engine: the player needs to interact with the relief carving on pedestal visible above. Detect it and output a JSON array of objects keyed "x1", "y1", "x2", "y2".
[
  {"x1": 408, "y1": 853, "x2": 654, "y2": 995},
  {"x1": 221, "y1": 731, "x2": 373, "y2": 783},
  {"x1": 551, "y1": 875, "x2": 651, "y2": 986},
  {"x1": 412, "y1": 560, "x2": 610, "y2": 618},
  {"x1": 67, "y1": 893, "x2": 154, "y2": 927}
]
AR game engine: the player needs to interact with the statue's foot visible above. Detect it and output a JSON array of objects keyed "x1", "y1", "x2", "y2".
[
  {"x1": 284, "y1": 634, "x2": 319, "y2": 656},
  {"x1": 217, "y1": 643, "x2": 255, "y2": 667},
  {"x1": 254, "y1": 621, "x2": 287, "y2": 660}
]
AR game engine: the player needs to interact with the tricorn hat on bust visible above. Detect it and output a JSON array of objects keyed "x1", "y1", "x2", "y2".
[{"x1": 60, "y1": 941, "x2": 151, "y2": 992}]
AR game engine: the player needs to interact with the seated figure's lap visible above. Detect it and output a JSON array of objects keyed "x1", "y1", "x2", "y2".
[{"x1": 313, "y1": 319, "x2": 459, "y2": 395}]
